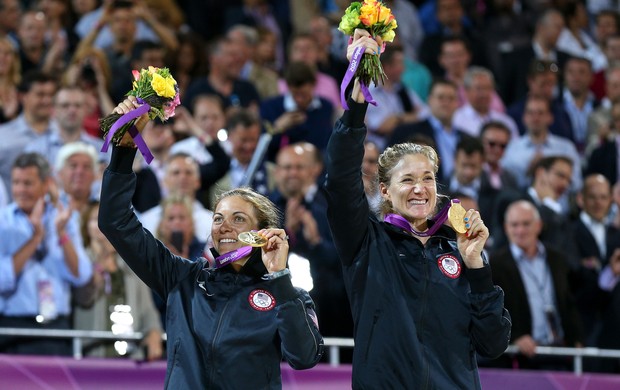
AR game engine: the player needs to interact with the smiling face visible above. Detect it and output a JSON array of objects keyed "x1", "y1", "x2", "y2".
[
  {"x1": 212, "y1": 195, "x2": 259, "y2": 257},
  {"x1": 380, "y1": 154, "x2": 437, "y2": 226}
]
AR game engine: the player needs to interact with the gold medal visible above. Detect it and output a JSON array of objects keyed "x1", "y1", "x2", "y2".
[
  {"x1": 238, "y1": 231, "x2": 268, "y2": 247},
  {"x1": 447, "y1": 201, "x2": 468, "y2": 234}
]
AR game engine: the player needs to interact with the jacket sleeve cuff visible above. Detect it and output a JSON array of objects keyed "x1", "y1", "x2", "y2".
[
  {"x1": 107, "y1": 146, "x2": 137, "y2": 174},
  {"x1": 341, "y1": 98, "x2": 368, "y2": 128},
  {"x1": 269, "y1": 273, "x2": 299, "y2": 305},
  {"x1": 465, "y1": 265, "x2": 495, "y2": 294}
]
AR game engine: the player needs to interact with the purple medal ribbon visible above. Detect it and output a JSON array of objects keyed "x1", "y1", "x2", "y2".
[
  {"x1": 213, "y1": 246, "x2": 253, "y2": 269},
  {"x1": 384, "y1": 199, "x2": 460, "y2": 237},
  {"x1": 340, "y1": 45, "x2": 377, "y2": 110},
  {"x1": 101, "y1": 98, "x2": 154, "y2": 164}
]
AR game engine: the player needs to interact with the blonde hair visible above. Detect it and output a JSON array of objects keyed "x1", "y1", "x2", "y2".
[
  {"x1": 0, "y1": 37, "x2": 21, "y2": 85},
  {"x1": 377, "y1": 143, "x2": 440, "y2": 216},
  {"x1": 63, "y1": 47, "x2": 112, "y2": 89}
]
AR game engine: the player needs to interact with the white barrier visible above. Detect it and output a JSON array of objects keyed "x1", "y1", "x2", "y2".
[{"x1": 1, "y1": 328, "x2": 619, "y2": 375}]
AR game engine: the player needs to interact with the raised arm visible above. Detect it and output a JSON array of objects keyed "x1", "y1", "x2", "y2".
[
  {"x1": 324, "y1": 31, "x2": 382, "y2": 266},
  {"x1": 98, "y1": 98, "x2": 197, "y2": 298}
]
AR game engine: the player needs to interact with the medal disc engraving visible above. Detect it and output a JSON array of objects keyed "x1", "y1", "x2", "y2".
[
  {"x1": 448, "y1": 201, "x2": 468, "y2": 234},
  {"x1": 238, "y1": 231, "x2": 268, "y2": 247}
]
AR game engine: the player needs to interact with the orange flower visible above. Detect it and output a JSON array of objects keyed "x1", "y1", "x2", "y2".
[{"x1": 359, "y1": 1, "x2": 379, "y2": 26}]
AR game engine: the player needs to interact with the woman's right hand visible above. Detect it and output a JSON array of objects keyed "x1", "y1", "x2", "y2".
[
  {"x1": 346, "y1": 29, "x2": 383, "y2": 62},
  {"x1": 347, "y1": 29, "x2": 383, "y2": 103},
  {"x1": 112, "y1": 96, "x2": 150, "y2": 146}
]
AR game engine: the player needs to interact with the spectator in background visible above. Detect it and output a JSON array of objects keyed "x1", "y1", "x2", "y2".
[
  {"x1": 170, "y1": 96, "x2": 228, "y2": 164},
  {"x1": 62, "y1": 46, "x2": 115, "y2": 138},
  {"x1": 383, "y1": 0, "x2": 424, "y2": 62},
  {"x1": 139, "y1": 153, "x2": 215, "y2": 245},
  {"x1": 389, "y1": 79, "x2": 471, "y2": 185},
  {"x1": 587, "y1": 100, "x2": 620, "y2": 186},
  {"x1": 438, "y1": 36, "x2": 505, "y2": 112},
  {"x1": 34, "y1": 0, "x2": 80, "y2": 60},
  {"x1": 452, "y1": 66, "x2": 519, "y2": 138},
  {"x1": 593, "y1": 10, "x2": 619, "y2": 56},
  {"x1": 73, "y1": 200, "x2": 163, "y2": 360},
  {"x1": 226, "y1": 24, "x2": 279, "y2": 100},
  {"x1": 482, "y1": 0, "x2": 532, "y2": 77},
  {"x1": 308, "y1": 15, "x2": 348, "y2": 81},
  {"x1": 0, "y1": 152, "x2": 92, "y2": 356},
  {"x1": 0, "y1": 0, "x2": 21, "y2": 44},
  {"x1": 253, "y1": 26, "x2": 279, "y2": 73},
  {"x1": 499, "y1": 8, "x2": 572, "y2": 106},
  {"x1": 269, "y1": 142, "x2": 352, "y2": 341},
  {"x1": 261, "y1": 61, "x2": 334, "y2": 162},
  {"x1": 365, "y1": 44, "x2": 429, "y2": 151},
  {"x1": 281, "y1": 32, "x2": 340, "y2": 110},
  {"x1": 155, "y1": 193, "x2": 205, "y2": 261},
  {"x1": 77, "y1": 1, "x2": 177, "y2": 102},
  {"x1": 491, "y1": 200, "x2": 583, "y2": 370},
  {"x1": 0, "y1": 176, "x2": 7, "y2": 208},
  {"x1": 591, "y1": 31, "x2": 620, "y2": 100},
  {"x1": 569, "y1": 174, "x2": 620, "y2": 350},
  {"x1": 507, "y1": 59, "x2": 574, "y2": 140},
  {"x1": 0, "y1": 71, "x2": 58, "y2": 188},
  {"x1": 522, "y1": 155, "x2": 576, "y2": 251},
  {"x1": 556, "y1": 1, "x2": 606, "y2": 72},
  {"x1": 223, "y1": 0, "x2": 288, "y2": 72},
  {"x1": 209, "y1": 109, "x2": 275, "y2": 203},
  {"x1": 479, "y1": 121, "x2": 520, "y2": 246},
  {"x1": 501, "y1": 96, "x2": 582, "y2": 190},
  {"x1": 16, "y1": 10, "x2": 67, "y2": 76},
  {"x1": 185, "y1": 36, "x2": 261, "y2": 114},
  {"x1": 53, "y1": 142, "x2": 99, "y2": 215},
  {"x1": 25, "y1": 86, "x2": 106, "y2": 167},
  {"x1": 561, "y1": 56, "x2": 599, "y2": 154},
  {"x1": 75, "y1": 0, "x2": 178, "y2": 52},
  {"x1": 588, "y1": 65, "x2": 620, "y2": 152},
  {"x1": 362, "y1": 140, "x2": 381, "y2": 215},
  {"x1": 166, "y1": 31, "x2": 208, "y2": 103},
  {"x1": 419, "y1": 0, "x2": 487, "y2": 76},
  {"x1": 0, "y1": 36, "x2": 21, "y2": 124},
  {"x1": 128, "y1": 117, "x2": 176, "y2": 213},
  {"x1": 449, "y1": 135, "x2": 514, "y2": 249}
]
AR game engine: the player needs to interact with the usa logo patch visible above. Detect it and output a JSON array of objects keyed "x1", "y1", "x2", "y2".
[
  {"x1": 248, "y1": 289, "x2": 276, "y2": 311},
  {"x1": 437, "y1": 255, "x2": 461, "y2": 279}
]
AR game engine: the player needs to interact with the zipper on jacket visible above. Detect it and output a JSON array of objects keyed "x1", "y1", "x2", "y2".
[
  {"x1": 363, "y1": 311, "x2": 380, "y2": 362},
  {"x1": 207, "y1": 274, "x2": 239, "y2": 387},
  {"x1": 419, "y1": 247, "x2": 431, "y2": 389}
]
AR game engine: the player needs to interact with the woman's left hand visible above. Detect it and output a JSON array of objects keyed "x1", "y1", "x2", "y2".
[
  {"x1": 456, "y1": 209, "x2": 488, "y2": 269},
  {"x1": 258, "y1": 228, "x2": 289, "y2": 273}
]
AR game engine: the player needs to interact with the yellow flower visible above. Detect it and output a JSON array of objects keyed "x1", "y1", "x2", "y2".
[
  {"x1": 382, "y1": 29, "x2": 395, "y2": 43},
  {"x1": 151, "y1": 73, "x2": 176, "y2": 98},
  {"x1": 377, "y1": 4, "x2": 393, "y2": 24}
]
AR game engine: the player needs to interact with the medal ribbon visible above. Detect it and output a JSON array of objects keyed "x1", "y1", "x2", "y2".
[
  {"x1": 101, "y1": 98, "x2": 154, "y2": 164},
  {"x1": 340, "y1": 45, "x2": 377, "y2": 110},
  {"x1": 213, "y1": 246, "x2": 254, "y2": 269},
  {"x1": 384, "y1": 199, "x2": 460, "y2": 237}
]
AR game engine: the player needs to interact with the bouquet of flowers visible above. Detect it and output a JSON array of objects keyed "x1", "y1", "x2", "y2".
[
  {"x1": 100, "y1": 66, "x2": 180, "y2": 163},
  {"x1": 338, "y1": 0, "x2": 397, "y2": 91}
]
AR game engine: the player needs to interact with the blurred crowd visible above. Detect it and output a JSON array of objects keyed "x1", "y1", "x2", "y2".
[{"x1": 0, "y1": 0, "x2": 620, "y2": 372}]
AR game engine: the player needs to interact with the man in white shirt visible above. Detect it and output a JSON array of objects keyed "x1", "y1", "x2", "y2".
[{"x1": 452, "y1": 66, "x2": 519, "y2": 139}]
